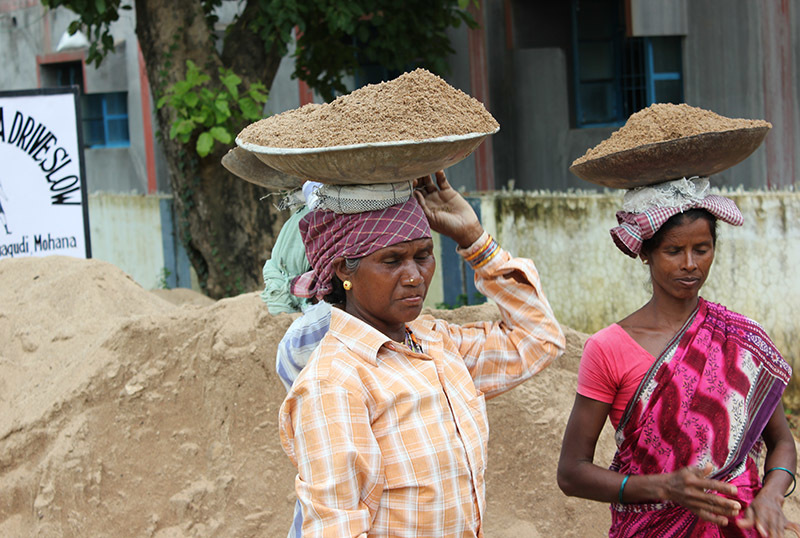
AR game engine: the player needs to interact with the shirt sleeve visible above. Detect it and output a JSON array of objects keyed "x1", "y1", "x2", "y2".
[
  {"x1": 576, "y1": 333, "x2": 617, "y2": 404},
  {"x1": 441, "y1": 232, "x2": 566, "y2": 398},
  {"x1": 279, "y1": 378, "x2": 383, "y2": 538}
]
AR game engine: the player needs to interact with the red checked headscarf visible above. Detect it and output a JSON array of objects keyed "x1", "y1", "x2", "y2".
[
  {"x1": 610, "y1": 177, "x2": 744, "y2": 258},
  {"x1": 291, "y1": 196, "x2": 431, "y2": 300}
]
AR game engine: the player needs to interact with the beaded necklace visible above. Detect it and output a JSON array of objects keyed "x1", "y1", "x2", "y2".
[{"x1": 404, "y1": 327, "x2": 424, "y2": 353}]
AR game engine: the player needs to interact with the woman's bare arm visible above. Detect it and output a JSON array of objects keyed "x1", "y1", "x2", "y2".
[
  {"x1": 557, "y1": 394, "x2": 742, "y2": 525},
  {"x1": 737, "y1": 402, "x2": 799, "y2": 537}
]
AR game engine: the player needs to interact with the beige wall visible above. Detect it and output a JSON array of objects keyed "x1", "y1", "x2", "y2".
[
  {"x1": 88, "y1": 193, "x2": 168, "y2": 290},
  {"x1": 455, "y1": 190, "x2": 800, "y2": 405}
]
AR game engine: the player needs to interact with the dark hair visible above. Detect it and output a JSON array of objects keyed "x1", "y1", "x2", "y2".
[
  {"x1": 640, "y1": 208, "x2": 718, "y2": 258},
  {"x1": 323, "y1": 258, "x2": 361, "y2": 305},
  {"x1": 324, "y1": 276, "x2": 346, "y2": 305}
]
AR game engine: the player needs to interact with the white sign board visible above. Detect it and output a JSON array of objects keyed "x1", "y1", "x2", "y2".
[{"x1": 0, "y1": 87, "x2": 91, "y2": 260}]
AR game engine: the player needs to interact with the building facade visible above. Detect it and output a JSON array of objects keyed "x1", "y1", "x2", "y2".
[
  {"x1": 483, "y1": 0, "x2": 799, "y2": 192},
  {"x1": 1, "y1": 0, "x2": 797, "y2": 303}
]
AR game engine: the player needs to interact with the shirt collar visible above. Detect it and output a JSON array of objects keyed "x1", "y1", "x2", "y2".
[
  {"x1": 328, "y1": 308, "x2": 393, "y2": 366},
  {"x1": 328, "y1": 308, "x2": 440, "y2": 365}
]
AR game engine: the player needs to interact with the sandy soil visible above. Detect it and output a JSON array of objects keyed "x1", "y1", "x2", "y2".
[{"x1": 0, "y1": 256, "x2": 797, "y2": 537}]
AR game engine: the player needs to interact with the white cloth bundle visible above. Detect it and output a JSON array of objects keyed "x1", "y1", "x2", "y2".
[
  {"x1": 281, "y1": 180, "x2": 414, "y2": 214},
  {"x1": 622, "y1": 177, "x2": 710, "y2": 213}
]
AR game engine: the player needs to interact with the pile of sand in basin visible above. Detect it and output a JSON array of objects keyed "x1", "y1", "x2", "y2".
[
  {"x1": 571, "y1": 102, "x2": 772, "y2": 165},
  {"x1": 1, "y1": 256, "x2": 798, "y2": 537},
  {"x1": 237, "y1": 68, "x2": 499, "y2": 149}
]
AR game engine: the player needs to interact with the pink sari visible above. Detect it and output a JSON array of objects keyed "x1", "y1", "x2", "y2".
[{"x1": 609, "y1": 298, "x2": 792, "y2": 537}]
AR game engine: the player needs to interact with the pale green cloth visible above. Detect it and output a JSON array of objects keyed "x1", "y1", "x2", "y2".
[{"x1": 261, "y1": 206, "x2": 311, "y2": 315}]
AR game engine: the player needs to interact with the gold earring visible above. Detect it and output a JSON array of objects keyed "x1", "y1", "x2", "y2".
[
  {"x1": 642, "y1": 259, "x2": 649, "y2": 265},
  {"x1": 343, "y1": 280, "x2": 352, "y2": 290}
]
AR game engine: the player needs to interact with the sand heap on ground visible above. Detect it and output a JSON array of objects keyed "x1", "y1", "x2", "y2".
[{"x1": 1, "y1": 256, "x2": 797, "y2": 537}]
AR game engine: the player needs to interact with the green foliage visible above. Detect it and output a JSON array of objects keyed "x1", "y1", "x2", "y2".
[
  {"x1": 41, "y1": 0, "x2": 129, "y2": 67},
  {"x1": 156, "y1": 60, "x2": 268, "y2": 157},
  {"x1": 251, "y1": 0, "x2": 477, "y2": 101},
  {"x1": 157, "y1": 266, "x2": 173, "y2": 289},
  {"x1": 42, "y1": 0, "x2": 477, "y2": 103}
]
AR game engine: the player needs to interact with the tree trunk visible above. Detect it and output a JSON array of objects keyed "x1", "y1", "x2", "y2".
[{"x1": 134, "y1": 0, "x2": 286, "y2": 298}]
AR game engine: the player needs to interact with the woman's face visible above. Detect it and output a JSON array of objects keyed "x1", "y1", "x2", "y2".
[
  {"x1": 643, "y1": 217, "x2": 715, "y2": 302},
  {"x1": 336, "y1": 238, "x2": 435, "y2": 340}
]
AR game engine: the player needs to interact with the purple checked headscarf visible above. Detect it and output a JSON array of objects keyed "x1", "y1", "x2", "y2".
[
  {"x1": 610, "y1": 177, "x2": 744, "y2": 258},
  {"x1": 290, "y1": 196, "x2": 431, "y2": 300}
]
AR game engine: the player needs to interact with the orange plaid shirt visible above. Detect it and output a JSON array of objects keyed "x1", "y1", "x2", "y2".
[{"x1": 279, "y1": 237, "x2": 565, "y2": 537}]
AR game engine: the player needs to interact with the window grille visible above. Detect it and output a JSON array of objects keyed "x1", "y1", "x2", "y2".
[{"x1": 572, "y1": 0, "x2": 683, "y2": 128}]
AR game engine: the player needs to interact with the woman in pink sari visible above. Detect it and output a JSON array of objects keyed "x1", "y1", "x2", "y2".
[{"x1": 557, "y1": 178, "x2": 798, "y2": 537}]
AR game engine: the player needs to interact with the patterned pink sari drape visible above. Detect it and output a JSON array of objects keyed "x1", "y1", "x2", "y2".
[{"x1": 608, "y1": 298, "x2": 792, "y2": 537}]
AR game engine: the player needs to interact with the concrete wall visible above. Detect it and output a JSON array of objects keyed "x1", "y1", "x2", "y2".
[
  {"x1": 682, "y1": 1, "x2": 768, "y2": 188},
  {"x1": 84, "y1": 147, "x2": 143, "y2": 193},
  {"x1": 629, "y1": 0, "x2": 687, "y2": 36},
  {"x1": 0, "y1": 2, "x2": 42, "y2": 89},
  {"x1": 88, "y1": 193, "x2": 167, "y2": 289},
  {"x1": 88, "y1": 192, "x2": 192, "y2": 290},
  {"x1": 441, "y1": 20, "x2": 480, "y2": 192}
]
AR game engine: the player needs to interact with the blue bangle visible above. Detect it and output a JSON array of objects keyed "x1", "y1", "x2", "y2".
[
  {"x1": 764, "y1": 466, "x2": 796, "y2": 497},
  {"x1": 618, "y1": 474, "x2": 631, "y2": 504}
]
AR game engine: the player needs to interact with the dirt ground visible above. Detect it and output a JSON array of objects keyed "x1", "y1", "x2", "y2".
[{"x1": 0, "y1": 256, "x2": 797, "y2": 537}]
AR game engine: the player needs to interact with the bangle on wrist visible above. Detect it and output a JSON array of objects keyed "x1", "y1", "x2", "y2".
[
  {"x1": 764, "y1": 466, "x2": 796, "y2": 497},
  {"x1": 618, "y1": 474, "x2": 631, "y2": 504},
  {"x1": 464, "y1": 234, "x2": 499, "y2": 269}
]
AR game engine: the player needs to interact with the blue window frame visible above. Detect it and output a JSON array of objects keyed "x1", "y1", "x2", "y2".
[
  {"x1": 571, "y1": 0, "x2": 683, "y2": 128},
  {"x1": 82, "y1": 92, "x2": 130, "y2": 148}
]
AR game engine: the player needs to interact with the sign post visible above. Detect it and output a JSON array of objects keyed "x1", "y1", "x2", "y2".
[{"x1": 0, "y1": 87, "x2": 91, "y2": 260}]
